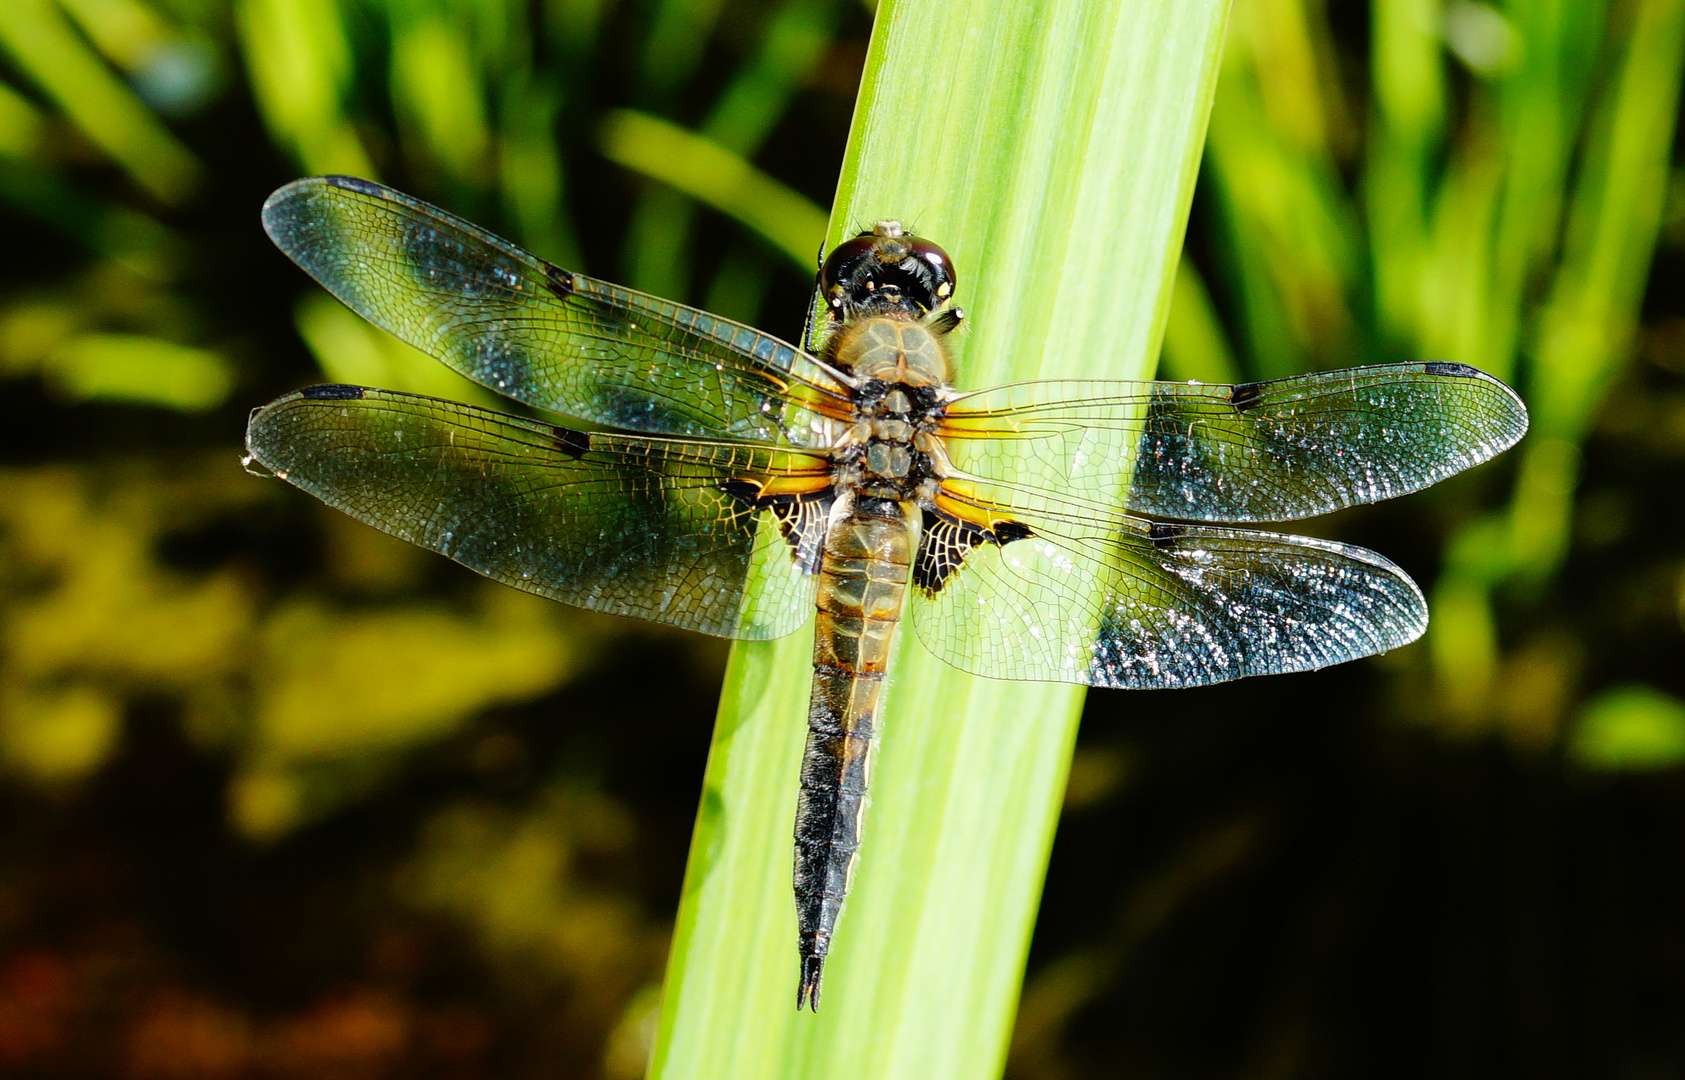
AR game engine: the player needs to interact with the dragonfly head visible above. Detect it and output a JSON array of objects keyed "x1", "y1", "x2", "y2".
[{"x1": 818, "y1": 221, "x2": 956, "y2": 326}]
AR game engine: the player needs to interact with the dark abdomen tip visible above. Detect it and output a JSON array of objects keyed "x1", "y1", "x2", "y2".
[{"x1": 797, "y1": 954, "x2": 825, "y2": 1012}]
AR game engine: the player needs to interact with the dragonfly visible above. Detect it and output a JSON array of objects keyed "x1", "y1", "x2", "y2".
[{"x1": 245, "y1": 175, "x2": 1529, "y2": 1011}]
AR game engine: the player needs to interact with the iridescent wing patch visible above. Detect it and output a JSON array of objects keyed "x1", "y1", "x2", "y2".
[
  {"x1": 914, "y1": 363, "x2": 1528, "y2": 687},
  {"x1": 911, "y1": 493, "x2": 1427, "y2": 688},
  {"x1": 939, "y1": 362, "x2": 1528, "y2": 523},
  {"x1": 246, "y1": 386, "x2": 830, "y2": 639},
  {"x1": 262, "y1": 176, "x2": 852, "y2": 448}
]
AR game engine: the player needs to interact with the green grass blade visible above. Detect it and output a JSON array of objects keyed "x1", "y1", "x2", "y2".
[
  {"x1": 621, "y1": 0, "x2": 841, "y2": 300},
  {"x1": 389, "y1": 13, "x2": 493, "y2": 187},
  {"x1": 1507, "y1": 0, "x2": 1685, "y2": 582},
  {"x1": 236, "y1": 0, "x2": 376, "y2": 177},
  {"x1": 0, "y1": 0, "x2": 200, "y2": 203},
  {"x1": 599, "y1": 109, "x2": 828, "y2": 267},
  {"x1": 649, "y1": 0, "x2": 1230, "y2": 1076},
  {"x1": 1160, "y1": 260, "x2": 1240, "y2": 384},
  {"x1": 1203, "y1": 0, "x2": 1359, "y2": 378},
  {"x1": 1367, "y1": 0, "x2": 1447, "y2": 345}
]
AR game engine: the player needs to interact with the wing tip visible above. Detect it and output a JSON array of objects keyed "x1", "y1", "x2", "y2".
[
  {"x1": 244, "y1": 384, "x2": 374, "y2": 464},
  {"x1": 1447, "y1": 363, "x2": 1530, "y2": 453},
  {"x1": 261, "y1": 175, "x2": 393, "y2": 251}
]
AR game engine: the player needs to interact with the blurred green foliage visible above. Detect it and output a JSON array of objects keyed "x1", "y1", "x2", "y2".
[
  {"x1": 1020, "y1": 0, "x2": 1685, "y2": 1073},
  {"x1": 0, "y1": 0, "x2": 1682, "y2": 1074},
  {"x1": 0, "y1": 0, "x2": 859, "y2": 1072},
  {"x1": 1163, "y1": 0, "x2": 1685, "y2": 748},
  {"x1": 1571, "y1": 684, "x2": 1685, "y2": 770}
]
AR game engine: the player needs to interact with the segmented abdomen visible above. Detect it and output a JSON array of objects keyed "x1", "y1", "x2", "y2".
[{"x1": 793, "y1": 493, "x2": 915, "y2": 1011}]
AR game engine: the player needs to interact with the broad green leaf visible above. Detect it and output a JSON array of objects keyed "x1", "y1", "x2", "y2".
[{"x1": 649, "y1": 1, "x2": 1231, "y2": 1077}]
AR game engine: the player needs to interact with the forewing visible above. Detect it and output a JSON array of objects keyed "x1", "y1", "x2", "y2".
[
  {"x1": 245, "y1": 386, "x2": 828, "y2": 639},
  {"x1": 911, "y1": 497, "x2": 1426, "y2": 689},
  {"x1": 940, "y1": 362, "x2": 1529, "y2": 522},
  {"x1": 262, "y1": 176, "x2": 849, "y2": 447}
]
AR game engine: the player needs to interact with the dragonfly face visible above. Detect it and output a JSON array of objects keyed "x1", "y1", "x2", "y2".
[
  {"x1": 245, "y1": 176, "x2": 1529, "y2": 1011},
  {"x1": 816, "y1": 220, "x2": 956, "y2": 326}
]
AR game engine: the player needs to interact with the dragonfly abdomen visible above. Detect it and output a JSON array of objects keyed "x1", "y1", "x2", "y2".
[{"x1": 794, "y1": 493, "x2": 916, "y2": 1011}]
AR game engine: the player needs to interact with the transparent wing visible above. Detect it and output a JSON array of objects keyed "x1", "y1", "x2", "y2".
[
  {"x1": 262, "y1": 176, "x2": 850, "y2": 447},
  {"x1": 911, "y1": 492, "x2": 1426, "y2": 689},
  {"x1": 940, "y1": 362, "x2": 1529, "y2": 523},
  {"x1": 245, "y1": 386, "x2": 829, "y2": 639}
]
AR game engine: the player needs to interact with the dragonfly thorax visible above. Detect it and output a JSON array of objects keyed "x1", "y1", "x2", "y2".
[
  {"x1": 831, "y1": 375, "x2": 948, "y2": 500},
  {"x1": 829, "y1": 316, "x2": 951, "y2": 387}
]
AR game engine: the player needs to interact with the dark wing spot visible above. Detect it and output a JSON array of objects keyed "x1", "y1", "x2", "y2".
[
  {"x1": 718, "y1": 478, "x2": 762, "y2": 504},
  {"x1": 916, "y1": 508, "x2": 1029, "y2": 593},
  {"x1": 1229, "y1": 381, "x2": 1263, "y2": 412},
  {"x1": 1422, "y1": 361, "x2": 1481, "y2": 378},
  {"x1": 994, "y1": 519, "x2": 1034, "y2": 543},
  {"x1": 717, "y1": 480, "x2": 830, "y2": 575},
  {"x1": 301, "y1": 384, "x2": 366, "y2": 401},
  {"x1": 551, "y1": 426, "x2": 591, "y2": 459},
  {"x1": 323, "y1": 175, "x2": 385, "y2": 196},
  {"x1": 1147, "y1": 521, "x2": 1186, "y2": 549},
  {"x1": 544, "y1": 264, "x2": 576, "y2": 298},
  {"x1": 916, "y1": 511, "x2": 990, "y2": 594},
  {"x1": 772, "y1": 497, "x2": 831, "y2": 576}
]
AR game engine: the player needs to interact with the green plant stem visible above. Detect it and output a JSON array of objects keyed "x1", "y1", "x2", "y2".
[{"x1": 648, "y1": 1, "x2": 1231, "y2": 1076}]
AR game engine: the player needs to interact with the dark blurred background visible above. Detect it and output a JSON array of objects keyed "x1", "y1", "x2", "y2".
[{"x1": 0, "y1": 0, "x2": 1682, "y2": 1076}]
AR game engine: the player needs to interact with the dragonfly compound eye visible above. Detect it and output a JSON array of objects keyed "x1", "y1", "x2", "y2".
[
  {"x1": 818, "y1": 226, "x2": 958, "y2": 318},
  {"x1": 903, "y1": 237, "x2": 956, "y2": 308},
  {"x1": 818, "y1": 235, "x2": 878, "y2": 310}
]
